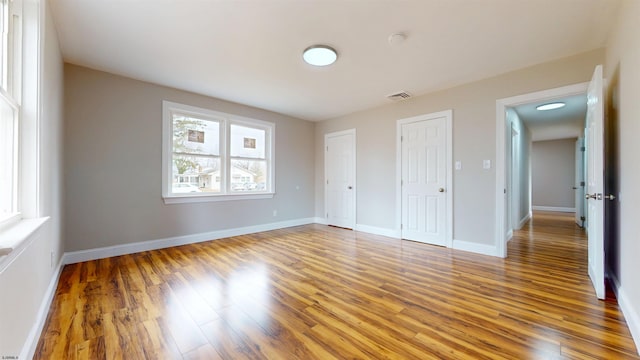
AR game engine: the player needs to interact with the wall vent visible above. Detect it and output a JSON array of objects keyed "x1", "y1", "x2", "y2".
[{"x1": 387, "y1": 91, "x2": 412, "y2": 101}]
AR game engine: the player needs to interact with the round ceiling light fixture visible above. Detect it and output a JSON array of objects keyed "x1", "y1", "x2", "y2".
[
  {"x1": 536, "y1": 102, "x2": 566, "y2": 111},
  {"x1": 388, "y1": 32, "x2": 407, "y2": 45},
  {"x1": 303, "y1": 45, "x2": 338, "y2": 66}
]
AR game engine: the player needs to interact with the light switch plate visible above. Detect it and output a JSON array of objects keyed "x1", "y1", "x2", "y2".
[
  {"x1": 483, "y1": 160, "x2": 491, "y2": 169},
  {"x1": 455, "y1": 161, "x2": 462, "y2": 170}
]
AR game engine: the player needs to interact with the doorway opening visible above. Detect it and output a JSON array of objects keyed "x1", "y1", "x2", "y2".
[
  {"x1": 495, "y1": 82, "x2": 588, "y2": 258},
  {"x1": 496, "y1": 65, "x2": 607, "y2": 300}
]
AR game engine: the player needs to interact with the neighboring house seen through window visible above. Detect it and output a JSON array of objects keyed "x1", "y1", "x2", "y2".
[{"x1": 162, "y1": 101, "x2": 274, "y2": 203}]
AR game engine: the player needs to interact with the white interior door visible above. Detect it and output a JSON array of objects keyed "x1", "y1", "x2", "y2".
[
  {"x1": 325, "y1": 130, "x2": 356, "y2": 229},
  {"x1": 585, "y1": 65, "x2": 605, "y2": 300},
  {"x1": 401, "y1": 117, "x2": 447, "y2": 246}
]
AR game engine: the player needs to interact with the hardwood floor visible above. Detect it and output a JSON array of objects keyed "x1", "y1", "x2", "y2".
[{"x1": 35, "y1": 212, "x2": 639, "y2": 359}]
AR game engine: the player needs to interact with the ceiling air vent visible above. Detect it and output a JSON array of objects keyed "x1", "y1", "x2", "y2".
[{"x1": 387, "y1": 91, "x2": 411, "y2": 101}]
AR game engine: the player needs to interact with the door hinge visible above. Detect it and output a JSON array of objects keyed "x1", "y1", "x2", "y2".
[
  {"x1": 401, "y1": 179, "x2": 403, "y2": 186},
  {"x1": 401, "y1": 136, "x2": 403, "y2": 142},
  {"x1": 327, "y1": 179, "x2": 329, "y2": 185},
  {"x1": 400, "y1": 224, "x2": 403, "y2": 229},
  {"x1": 580, "y1": 181, "x2": 585, "y2": 187},
  {"x1": 326, "y1": 213, "x2": 329, "y2": 218},
  {"x1": 326, "y1": 146, "x2": 329, "y2": 152},
  {"x1": 581, "y1": 146, "x2": 586, "y2": 152}
]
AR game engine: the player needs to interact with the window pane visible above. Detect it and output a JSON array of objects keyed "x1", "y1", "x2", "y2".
[
  {"x1": 171, "y1": 155, "x2": 221, "y2": 193},
  {"x1": 230, "y1": 124, "x2": 265, "y2": 159},
  {"x1": 0, "y1": 96, "x2": 16, "y2": 218},
  {"x1": 173, "y1": 114, "x2": 219, "y2": 156},
  {"x1": 230, "y1": 159, "x2": 267, "y2": 192}
]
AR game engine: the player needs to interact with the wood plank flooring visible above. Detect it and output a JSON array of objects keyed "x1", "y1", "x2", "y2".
[{"x1": 35, "y1": 212, "x2": 639, "y2": 359}]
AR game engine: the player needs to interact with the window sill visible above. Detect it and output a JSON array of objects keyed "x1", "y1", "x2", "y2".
[
  {"x1": 163, "y1": 192, "x2": 275, "y2": 204},
  {"x1": 0, "y1": 217, "x2": 49, "y2": 269}
]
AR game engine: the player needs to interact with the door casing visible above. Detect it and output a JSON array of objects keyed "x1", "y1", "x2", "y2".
[
  {"x1": 495, "y1": 82, "x2": 588, "y2": 258},
  {"x1": 396, "y1": 110, "x2": 453, "y2": 248},
  {"x1": 324, "y1": 129, "x2": 356, "y2": 229}
]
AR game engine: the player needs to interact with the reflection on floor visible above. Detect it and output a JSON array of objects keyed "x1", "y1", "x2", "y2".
[{"x1": 35, "y1": 213, "x2": 638, "y2": 359}]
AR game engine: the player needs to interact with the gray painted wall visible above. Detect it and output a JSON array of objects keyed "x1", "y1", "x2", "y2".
[
  {"x1": 315, "y1": 49, "x2": 603, "y2": 246},
  {"x1": 605, "y1": 0, "x2": 640, "y2": 345},
  {"x1": 64, "y1": 65, "x2": 315, "y2": 252},
  {"x1": 532, "y1": 139, "x2": 576, "y2": 209}
]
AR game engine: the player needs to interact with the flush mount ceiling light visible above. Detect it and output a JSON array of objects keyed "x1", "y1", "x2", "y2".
[
  {"x1": 303, "y1": 45, "x2": 338, "y2": 66},
  {"x1": 388, "y1": 32, "x2": 407, "y2": 45},
  {"x1": 536, "y1": 102, "x2": 566, "y2": 111}
]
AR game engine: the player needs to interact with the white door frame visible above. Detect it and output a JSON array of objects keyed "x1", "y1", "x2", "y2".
[
  {"x1": 324, "y1": 129, "x2": 356, "y2": 229},
  {"x1": 510, "y1": 123, "x2": 520, "y2": 232},
  {"x1": 396, "y1": 110, "x2": 453, "y2": 248},
  {"x1": 495, "y1": 82, "x2": 588, "y2": 258}
]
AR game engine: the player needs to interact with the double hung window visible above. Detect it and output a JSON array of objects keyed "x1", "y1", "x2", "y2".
[
  {"x1": 0, "y1": 0, "x2": 21, "y2": 224},
  {"x1": 162, "y1": 101, "x2": 274, "y2": 203}
]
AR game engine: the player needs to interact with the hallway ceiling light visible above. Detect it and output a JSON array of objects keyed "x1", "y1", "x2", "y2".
[
  {"x1": 536, "y1": 102, "x2": 566, "y2": 111},
  {"x1": 303, "y1": 45, "x2": 338, "y2": 66}
]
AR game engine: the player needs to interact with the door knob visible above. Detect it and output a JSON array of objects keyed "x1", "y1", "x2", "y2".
[
  {"x1": 348, "y1": 186, "x2": 353, "y2": 190},
  {"x1": 604, "y1": 194, "x2": 616, "y2": 201},
  {"x1": 439, "y1": 188, "x2": 445, "y2": 193},
  {"x1": 585, "y1": 193, "x2": 596, "y2": 199}
]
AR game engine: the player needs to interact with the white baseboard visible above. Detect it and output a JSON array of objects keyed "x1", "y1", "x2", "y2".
[
  {"x1": 506, "y1": 229, "x2": 513, "y2": 242},
  {"x1": 63, "y1": 217, "x2": 315, "y2": 264},
  {"x1": 453, "y1": 239, "x2": 498, "y2": 257},
  {"x1": 516, "y1": 211, "x2": 532, "y2": 230},
  {"x1": 532, "y1": 206, "x2": 575, "y2": 213},
  {"x1": 21, "y1": 258, "x2": 65, "y2": 359},
  {"x1": 355, "y1": 224, "x2": 400, "y2": 238},
  {"x1": 608, "y1": 270, "x2": 640, "y2": 355}
]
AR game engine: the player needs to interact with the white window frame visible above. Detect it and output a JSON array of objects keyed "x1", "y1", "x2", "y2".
[
  {"x1": 162, "y1": 101, "x2": 275, "y2": 204},
  {"x1": 0, "y1": 0, "x2": 22, "y2": 227}
]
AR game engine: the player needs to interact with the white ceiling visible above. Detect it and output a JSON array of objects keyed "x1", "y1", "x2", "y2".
[
  {"x1": 50, "y1": 0, "x2": 619, "y2": 122},
  {"x1": 514, "y1": 94, "x2": 587, "y2": 142}
]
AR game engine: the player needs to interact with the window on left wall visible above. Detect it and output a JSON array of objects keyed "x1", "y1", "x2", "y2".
[{"x1": 0, "y1": 0, "x2": 22, "y2": 225}]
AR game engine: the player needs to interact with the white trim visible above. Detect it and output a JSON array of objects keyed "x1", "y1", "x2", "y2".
[
  {"x1": 496, "y1": 82, "x2": 589, "y2": 258},
  {"x1": 163, "y1": 192, "x2": 274, "y2": 204},
  {"x1": 63, "y1": 217, "x2": 315, "y2": 264},
  {"x1": 517, "y1": 211, "x2": 532, "y2": 230},
  {"x1": 21, "y1": 256, "x2": 64, "y2": 360},
  {"x1": 531, "y1": 206, "x2": 576, "y2": 213},
  {"x1": 506, "y1": 229, "x2": 513, "y2": 242},
  {"x1": 608, "y1": 270, "x2": 640, "y2": 355},
  {"x1": 396, "y1": 110, "x2": 453, "y2": 248},
  {"x1": 324, "y1": 129, "x2": 356, "y2": 230},
  {"x1": 452, "y1": 239, "x2": 498, "y2": 257},
  {"x1": 0, "y1": 217, "x2": 48, "y2": 269},
  {"x1": 355, "y1": 224, "x2": 401, "y2": 239}
]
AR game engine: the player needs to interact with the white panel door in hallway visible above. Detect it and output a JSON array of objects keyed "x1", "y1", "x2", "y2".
[
  {"x1": 400, "y1": 111, "x2": 452, "y2": 246},
  {"x1": 585, "y1": 65, "x2": 606, "y2": 300},
  {"x1": 325, "y1": 130, "x2": 356, "y2": 229}
]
